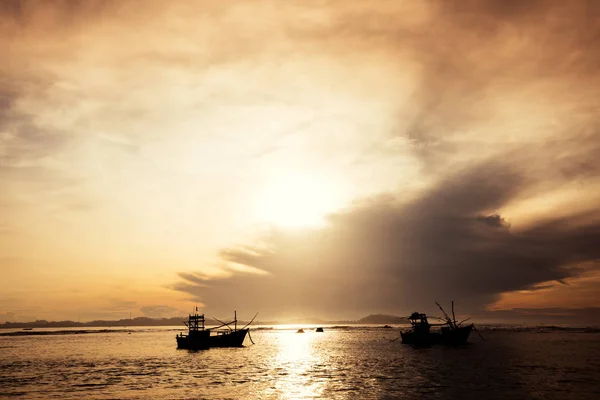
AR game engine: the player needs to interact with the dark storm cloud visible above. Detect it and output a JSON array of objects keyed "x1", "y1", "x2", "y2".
[
  {"x1": 173, "y1": 163, "x2": 600, "y2": 317},
  {"x1": 477, "y1": 307, "x2": 600, "y2": 325}
]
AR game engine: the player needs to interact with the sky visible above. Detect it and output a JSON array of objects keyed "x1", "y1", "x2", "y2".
[{"x1": 1, "y1": 0, "x2": 599, "y2": 323}]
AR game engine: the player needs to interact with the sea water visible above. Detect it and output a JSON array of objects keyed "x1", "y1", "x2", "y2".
[{"x1": 1, "y1": 326, "x2": 599, "y2": 399}]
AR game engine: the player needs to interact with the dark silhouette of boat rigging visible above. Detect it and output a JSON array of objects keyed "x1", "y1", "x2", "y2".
[
  {"x1": 399, "y1": 301, "x2": 483, "y2": 346},
  {"x1": 176, "y1": 310, "x2": 256, "y2": 350}
]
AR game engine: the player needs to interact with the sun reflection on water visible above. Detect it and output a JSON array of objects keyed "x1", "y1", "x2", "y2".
[{"x1": 272, "y1": 329, "x2": 327, "y2": 399}]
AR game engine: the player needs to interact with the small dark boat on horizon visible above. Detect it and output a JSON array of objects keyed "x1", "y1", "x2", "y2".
[
  {"x1": 176, "y1": 310, "x2": 255, "y2": 350},
  {"x1": 400, "y1": 302, "x2": 476, "y2": 346},
  {"x1": 315, "y1": 327, "x2": 324, "y2": 332}
]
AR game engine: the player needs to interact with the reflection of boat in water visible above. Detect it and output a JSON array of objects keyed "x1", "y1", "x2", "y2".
[
  {"x1": 315, "y1": 327, "x2": 324, "y2": 332},
  {"x1": 176, "y1": 310, "x2": 255, "y2": 350},
  {"x1": 400, "y1": 302, "x2": 476, "y2": 346}
]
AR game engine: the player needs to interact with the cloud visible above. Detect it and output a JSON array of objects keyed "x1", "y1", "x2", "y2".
[
  {"x1": 105, "y1": 298, "x2": 138, "y2": 312},
  {"x1": 2, "y1": 0, "x2": 600, "y2": 322},
  {"x1": 165, "y1": 0, "x2": 600, "y2": 321},
  {"x1": 140, "y1": 305, "x2": 182, "y2": 318},
  {"x1": 0, "y1": 311, "x2": 18, "y2": 323},
  {"x1": 351, "y1": 0, "x2": 600, "y2": 177},
  {"x1": 477, "y1": 307, "x2": 600, "y2": 325},
  {"x1": 172, "y1": 162, "x2": 600, "y2": 319}
]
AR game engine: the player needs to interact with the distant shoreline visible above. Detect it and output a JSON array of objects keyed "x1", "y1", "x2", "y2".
[
  {"x1": 5, "y1": 313, "x2": 598, "y2": 329},
  {"x1": 0, "y1": 314, "x2": 408, "y2": 329}
]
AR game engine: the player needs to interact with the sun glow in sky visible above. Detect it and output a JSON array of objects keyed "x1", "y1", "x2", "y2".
[
  {"x1": 257, "y1": 172, "x2": 343, "y2": 228},
  {"x1": 1, "y1": 0, "x2": 600, "y2": 324}
]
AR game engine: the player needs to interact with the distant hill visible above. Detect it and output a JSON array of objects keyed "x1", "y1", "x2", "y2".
[
  {"x1": 0, "y1": 316, "x2": 189, "y2": 329},
  {"x1": 357, "y1": 314, "x2": 408, "y2": 324},
  {"x1": 0, "y1": 314, "x2": 408, "y2": 329},
  {"x1": 0, "y1": 316, "x2": 274, "y2": 329}
]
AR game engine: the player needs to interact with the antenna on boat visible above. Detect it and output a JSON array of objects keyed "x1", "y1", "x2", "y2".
[{"x1": 235, "y1": 310, "x2": 237, "y2": 331}]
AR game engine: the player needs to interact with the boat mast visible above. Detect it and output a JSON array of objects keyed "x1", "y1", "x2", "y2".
[{"x1": 235, "y1": 310, "x2": 237, "y2": 331}]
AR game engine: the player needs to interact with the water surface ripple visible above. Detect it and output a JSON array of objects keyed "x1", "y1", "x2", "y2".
[{"x1": 1, "y1": 326, "x2": 599, "y2": 399}]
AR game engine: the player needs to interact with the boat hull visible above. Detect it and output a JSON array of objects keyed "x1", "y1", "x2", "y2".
[
  {"x1": 400, "y1": 331, "x2": 441, "y2": 346},
  {"x1": 440, "y1": 325, "x2": 472, "y2": 345},
  {"x1": 209, "y1": 329, "x2": 249, "y2": 348},
  {"x1": 401, "y1": 325, "x2": 472, "y2": 346},
  {"x1": 176, "y1": 329, "x2": 249, "y2": 350},
  {"x1": 176, "y1": 330, "x2": 210, "y2": 350}
]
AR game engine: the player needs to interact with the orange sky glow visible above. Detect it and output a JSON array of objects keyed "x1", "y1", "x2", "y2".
[{"x1": 1, "y1": 0, "x2": 599, "y2": 323}]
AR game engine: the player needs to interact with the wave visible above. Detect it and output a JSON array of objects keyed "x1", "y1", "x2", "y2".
[{"x1": 3, "y1": 324, "x2": 599, "y2": 337}]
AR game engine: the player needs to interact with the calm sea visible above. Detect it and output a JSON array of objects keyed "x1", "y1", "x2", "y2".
[{"x1": 1, "y1": 325, "x2": 599, "y2": 399}]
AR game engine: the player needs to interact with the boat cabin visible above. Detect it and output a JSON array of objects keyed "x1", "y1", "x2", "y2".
[{"x1": 407, "y1": 312, "x2": 431, "y2": 334}]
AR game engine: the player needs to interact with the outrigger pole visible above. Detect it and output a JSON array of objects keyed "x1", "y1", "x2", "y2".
[
  {"x1": 241, "y1": 312, "x2": 258, "y2": 329},
  {"x1": 212, "y1": 317, "x2": 233, "y2": 331},
  {"x1": 452, "y1": 301, "x2": 457, "y2": 328},
  {"x1": 435, "y1": 301, "x2": 451, "y2": 326}
]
